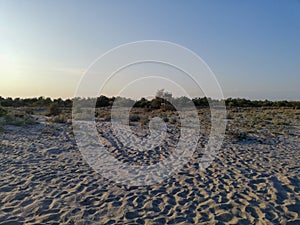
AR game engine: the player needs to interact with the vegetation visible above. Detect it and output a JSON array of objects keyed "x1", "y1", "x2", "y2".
[
  {"x1": 129, "y1": 114, "x2": 140, "y2": 122},
  {"x1": 4, "y1": 114, "x2": 37, "y2": 126},
  {"x1": 0, "y1": 93, "x2": 299, "y2": 110},
  {"x1": 48, "y1": 102, "x2": 62, "y2": 116},
  {"x1": 0, "y1": 105, "x2": 8, "y2": 117},
  {"x1": 0, "y1": 106, "x2": 37, "y2": 129},
  {"x1": 226, "y1": 129, "x2": 248, "y2": 141},
  {"x1": 1, "y1": 94, "x2": 299, "y2": 139},
  {"x1": 224, "y1": 107, "x2": 300, "y2": 143},
  {"x1": 47, "y1": 114, "x2": 69, "y2": 123}
]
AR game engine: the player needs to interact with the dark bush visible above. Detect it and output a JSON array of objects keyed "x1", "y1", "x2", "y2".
[
  {"x1": 48, "y1": 103, "x2": 62, "y2": 116},
  {"x1": 96, "y1": 95, "x2": 110, "y2": 107},
  {"x1": 134, "y1": 97, "x2": 150, "y2": 108},
  {"x1": 129, "y1": 114, "x2": 140, "y2": 122},
  {"x1": 0, "y1": 106, "x2": 7, "y2": 117},
  {"x1": 150, "y1": 98, "x2": 163, "y2": 109}
]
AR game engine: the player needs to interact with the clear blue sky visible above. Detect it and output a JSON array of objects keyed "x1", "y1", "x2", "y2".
[{"x1": 0, "y1": 0, "x2": 299, "y2": 100}]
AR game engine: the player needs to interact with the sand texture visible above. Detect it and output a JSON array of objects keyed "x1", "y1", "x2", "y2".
[{"x1": 0, "y1": 109, "x2": 300, "y2": 224}]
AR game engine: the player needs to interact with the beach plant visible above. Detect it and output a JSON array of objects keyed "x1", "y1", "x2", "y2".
[
  {"x1": 129, "y1": 114, "x2": 140, "y2": 122},
  {"x1": 48, "y1": 102, "x2": 62, "y2": 116},
  {"x1": 226, "y1": 128, "x2": 248, "y2": 141},
  {"x1": 0, "y1": 106, "x2": 7, "y2": 117},
  {"x1": 0, "y1": 117, "x2": 4, "y2": 132},
  {"x1": 23, "y1": 114, "x2": 37, "y2": 125},
  {"x1": 2, "y1": 112, "x2": 37, "y2": 126},
  {"x1": 48, "y1": 114, "x2": 69, "y2": 123}
]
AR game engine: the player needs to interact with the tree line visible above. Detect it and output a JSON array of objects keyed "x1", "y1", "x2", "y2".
[{"x1": 0, "y1": 95, "x2": 299, "y2": 109}]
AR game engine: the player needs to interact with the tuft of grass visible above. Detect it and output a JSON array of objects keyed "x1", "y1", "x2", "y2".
[
  {"x1": 227, "y1": 129, "x2": 248, "y2": 141},
  {"x1": 47, "y1": 114, "x2": 69, "y2": 123}
]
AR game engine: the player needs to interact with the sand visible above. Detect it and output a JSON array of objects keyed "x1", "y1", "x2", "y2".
[{"x1": 0, "y1": 112, "x2": 299, "y2": 224}]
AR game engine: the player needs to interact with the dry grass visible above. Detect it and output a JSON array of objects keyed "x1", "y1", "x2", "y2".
[
  {"x1": 0, "y1": 107, "x2": 38, "y2": 129},
  {"x1": 225, "y1": 108, "x2": 300, "y2": 141},
  {"x1": 47, "y1": 114, "x2": 70, "y2": 123},
  {"x1": 2, "y1": 106, "x2": 299, "y2": 139}
]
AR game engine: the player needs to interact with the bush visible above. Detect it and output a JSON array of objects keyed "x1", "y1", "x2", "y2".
[
  {"x1": 150, "y1": 98, "x2": 162, "y2": 109},
  {"x1": 162, "y1": 116, "x2": 169, "y2": 123},
  {"x1": 48, "y1": 103, "x2": 62, "y2": 116},
  {"x1": 134, "y1": 97, "x2": 150, "y2": 108},
  {"x1": 0, "y1": 106, "x2": 7, "y2": 117},
  {"x1": 3, "y1": 113, "x2": 37, "y2": 126},
  {"x1": 129, "y1": 114, "x2": 140, "y2": 122}
]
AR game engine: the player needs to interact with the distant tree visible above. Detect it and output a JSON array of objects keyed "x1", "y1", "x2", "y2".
[
  {"x1": 30, "y1": 96, "x2": 52, "y2": 107},
  {"x1": 0, "y1": 95, "x2": 299, "y2": 109},
  {"x1": 109, "y1": 97, "x2": 115, "y2": 106},
  {"x1": 164, "y1": 92, "x2": 173, "y2": 103},
  {"x1": 150, "y1": 98, "x2": 162, "y2": 109},
  {"x1": 53, "y1": 98, "x2": 64, "y2": 106},
  {"x1": 44, "y1": 97, "x2": 52, "y2": 105},
  {"x1": 173, "y1": 96, "x2": 192, "y2": 108},
  {"x1": 156, "y1": 89, "x2": 165, "y2": 98},
  {"x1": 96, "y1": 95, "x2": 110, "y2": 107},
  {"x1": 153, "y1": 89, "x2": 175, "y2": 110},
  {"x1": 1, "y1": 97, "x2": 13, "y2": 107},
  {"x1": 63, "y1": 99, "x2": 72, "y2": 108},
  {"x1": 192, "y1": 97, "x2": 209, "y2": 107},
  {"x1": 134, "y1": 97, "x2": 150, "y2": 108}
]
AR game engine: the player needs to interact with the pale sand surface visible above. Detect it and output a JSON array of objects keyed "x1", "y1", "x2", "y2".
[{"x1": 0, "y1": 114, "x2": 299, "y2": 224}]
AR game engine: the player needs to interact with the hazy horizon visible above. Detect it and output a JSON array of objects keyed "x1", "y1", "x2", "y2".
[{"x1": 1, "y1": 0, "x2": 300, "y2": 101}]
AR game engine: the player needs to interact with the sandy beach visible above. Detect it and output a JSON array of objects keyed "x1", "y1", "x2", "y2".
[
  {"x1": 1, "y1": 0, "x2": 300, "y2": 224},
  {"x1": 0, "y1": 108, "x2": 299, "y2": 224}
]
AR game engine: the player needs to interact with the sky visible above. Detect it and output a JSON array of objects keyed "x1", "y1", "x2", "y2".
[{"x1": 0, "y1": 0, "x2": 299, "y2": 100}]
